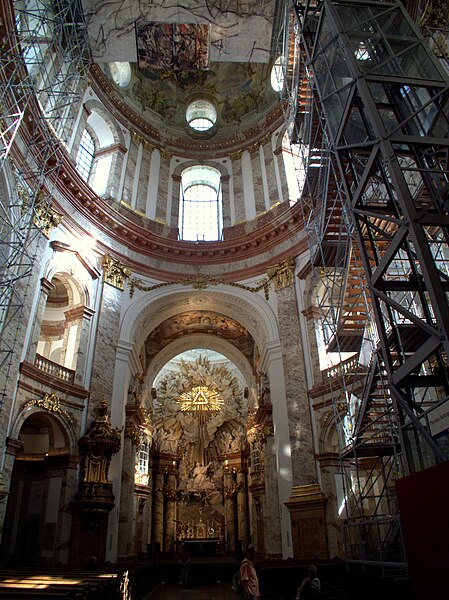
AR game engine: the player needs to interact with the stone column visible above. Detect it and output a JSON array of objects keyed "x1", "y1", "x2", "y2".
[
  {"x1": 135, "y1": 143, "x2": 151, "y2": 213},
  {"x1": 250, "y1": 147, "x2": 266, "y2": 215},
  {"x1": 54, "y1": 455, "x2": 79, "y2": 564},
  {"x1": 170, "y1": 174, "x2": 182, "y2": 231},
  {"x1": 236, "y1": 470, "x2": 248, "y2": 547},
  {"x1": 117, "y1": 425, "x2": 138, "y2": 559},
  {"x1": 72, "y1": 306, "x2": 96, "y2": 387},
  {"x1": 263, "y1": 434, "x2": 282, "y2": 557},
  {"x1": 269, "y1": 259, "x2": 316, "y2": 486},
  {"x1": 105, "y1": 144, "x2": 127, "y2": 200},
  {"x1": 153, "y1": 470, "x2": 165, "y2": 551},
  {"x1": 146, "y1": 148, "x2": 160, "y2": 220},
  {"x1": 156, "y1": 151, "x2": 171, "y2": 222},
  {"x1": 0, "y1": 438, "x2": 22, "y2": 547},
  {"x1": 318, "y1": 453, "x2": 343, "y2": 558},
  {"x1": 122, "y1": 136, "x2": 139, "y2": 205},
  {"x1": 262, "y1": 139, "x2": 280, "y2": 208},
  {"x1": 230, "y1": 152, "x2": 245, "y2": 223},
  {"x1": 301, "y1": 305, "x2": 324, "y2": 387},
  {"x1": 220, "y1": 175, "x2": 231, "y2": 229},
  {"x1": 274, "y1": 145, "x2": 289, "y2": 204},
  {"x1": 224, "y1": 469, "x2": 236, "y2": 552},
  {"x1": 163, "y1": 470, "x2": 177, "y2": 553}
]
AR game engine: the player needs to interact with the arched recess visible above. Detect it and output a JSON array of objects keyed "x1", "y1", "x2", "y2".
[
  {"x1": 1, "y1": 408, "x2": 76, "y2": 565},
  {"x1": 36, "y1": 272, "x2": 87, "y2": 372},
  {"x1": 108, "y1": 284, "x2": 294, "y2": 560},
  {"x1": 148, "y1": 333, "x2": 254, "y2": 390}
]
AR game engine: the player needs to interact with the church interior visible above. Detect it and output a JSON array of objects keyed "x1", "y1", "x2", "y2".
[{"x1": 0, "y1": 0, "x2": 448, "y2": 597}]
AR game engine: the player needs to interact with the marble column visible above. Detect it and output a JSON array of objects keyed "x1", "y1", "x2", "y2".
[
  {"x1": 117, "y1": 431, "x2": 137, "y2": 559},
  {"x1": 156, "y1": 152, "x2": 171, "y2": 222},
  {"x1": 262, "y1": 139, "x2": 280, "y2": 207},
  {"x1": 224, "y1": 470, "x2": 236, "y2": 552},
  {"x1": 54, "y1": 455, "x2": 79, "y2": 564},
  {"x1": 88, "y1": 281, "x2": 122, "y2": 421},
  {"x1": 263, "y1": 434, "x2": 283, "y2": 557},
  {"x1": 153, "y1": 470, "x2": 165, "y2": 550},
  {"x1": 250, "y1": 148, "x2": 266, "y2": 215},
  {"x1": 146, "y1": 148, "x2": 160, "y2": 220},
  {"x1": 72, "y1": 306, "x2": 96, "y2": 387},
  {"x1": 274, "y1": 145, "x2": 289, "y2": 204},
  {"x1": 163, "y1": 471, "x2": 177, "y2": 553},
  {"x1": 276, "y1": 282, "x2": 316, "y2": 486},
  {"x1": 122, "y1": 137, "x2": 139, "y2": 205},
  {"x1": 221, "y1": 175, "x2": 231, "y2": 229},
  {"x1": 236, "y1": 470, "x2": 248, "y2": 547},
  {"x1": 170, "y1": 174, "x2": 182, "y2": 231},
  {"x1": 230, "y1": 152, "x2": 245, "y2": 223},
  {"x1": 318, "y1": 453, "x2": 343, "y2": 558},
  {"x1": 136, "y1": 144, "x2": 151, "y2": 214}
]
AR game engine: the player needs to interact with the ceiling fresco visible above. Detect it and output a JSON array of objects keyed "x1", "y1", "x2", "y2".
[{"x1": 144, "y1": 310, "x2": 256, "y2": 366}]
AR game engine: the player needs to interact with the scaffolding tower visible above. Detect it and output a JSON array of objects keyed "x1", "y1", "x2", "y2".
[
  {"x1": 279, "y1": 0, "x2": 449, "y2": 575},
  {"x1": 0, "y1": 0, "x2": 90, "y2": 411}
]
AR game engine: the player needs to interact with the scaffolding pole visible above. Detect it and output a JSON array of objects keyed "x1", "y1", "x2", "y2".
[
  {"x1": 279, "y1": 0, "x2": 449, "y2": 575},
  {"x1": 0, "y1": 0, "x2": 91, "y2": 413}
]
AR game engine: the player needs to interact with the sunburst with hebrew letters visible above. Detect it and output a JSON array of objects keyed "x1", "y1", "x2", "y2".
[{"x1": 177, "y1": 386, "x2": 223, "y2": 412}]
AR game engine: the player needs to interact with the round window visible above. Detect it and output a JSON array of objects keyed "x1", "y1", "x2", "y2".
[{"x1": 186, "y1": 99, "x2": 217, "y2": 132}]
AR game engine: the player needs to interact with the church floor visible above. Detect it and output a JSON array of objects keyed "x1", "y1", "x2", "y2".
[{"x1": 143, "y1": 581, "x2": 239, "y2": 599}]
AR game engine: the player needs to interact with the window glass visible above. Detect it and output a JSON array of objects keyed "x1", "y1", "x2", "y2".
[
  {"x1": 75, "y1": 129, "x2": 95, "y2": 182},
  {"x1": 179, "y1": 166, "x2": 222, "y2": 241}
]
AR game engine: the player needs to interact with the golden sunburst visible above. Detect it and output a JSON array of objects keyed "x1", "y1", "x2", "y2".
[{"x1": 177, "y1": 386, "x2": 223, "y2": 412}]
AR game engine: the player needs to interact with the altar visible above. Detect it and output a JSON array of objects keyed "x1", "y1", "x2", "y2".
[{"x1": 180, "y1": 538, "x2": 221, "y2": 557}]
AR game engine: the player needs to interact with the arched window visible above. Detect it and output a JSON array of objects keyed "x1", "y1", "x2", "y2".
[
  {"x1": 75, "y1": 129, "x2": 95, "y2": 182},
  {"x1": 179, "y1": 166, "x2": 222, "y2": 241}
]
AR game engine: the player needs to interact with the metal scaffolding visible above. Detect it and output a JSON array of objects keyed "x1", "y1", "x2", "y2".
[
  {"x1": 0, "y1": 0, "x2": 90, "y2": 408},
  {"x1": 279, "y1": 0, "x2": 449, "y2": 575}
]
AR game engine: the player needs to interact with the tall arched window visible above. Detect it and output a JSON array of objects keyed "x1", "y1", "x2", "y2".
[
  {"x1": 179, "y1": 166, "x2": 222, "y2": 241},
  {"x1": 75, "y1": 129, "x2": 95, "y2": 182}
]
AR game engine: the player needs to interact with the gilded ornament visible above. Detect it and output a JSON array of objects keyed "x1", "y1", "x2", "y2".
[
  {"x1": 103, "y1": 253, "x2": 132, "y2": 290},
  {"x1": 266, "y1": 256, "x2": 295, "y2": 291},
  {"x1": 33, "y1": 202, "x2": 63, "y2": 238},
  {"x1": 78, "y1": 399, "x2": 122, "y2": 483},
  {"x1": 25, "y1": 392, "x2": 71, "y2": 422}
]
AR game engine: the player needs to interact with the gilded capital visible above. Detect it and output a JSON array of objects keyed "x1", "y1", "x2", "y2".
[
  {"x1": 103, "y1": 253, "x2": 132, "y2": 290},
  {"x1": 267, "y1": 256, "x2": 296, "y2": 291},
  {"x1": 33, "y1": 203, "x2": 63, "y2": 238}
]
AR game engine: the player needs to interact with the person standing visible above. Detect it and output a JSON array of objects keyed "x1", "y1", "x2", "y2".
[
  {"x1": 239, "y1": 547, "x2": 260, "y2": 600},
  {"x1": 178, "y1": 544, "x2": 191, "y2": 587}
]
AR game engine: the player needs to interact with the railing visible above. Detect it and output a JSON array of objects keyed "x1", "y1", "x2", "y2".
[
  {"x1": 323, "y1": 355, "x2": 365, "y2": 380},
  {"x1": 35, "y1": 354, "x2": 75, "y2": 384}
]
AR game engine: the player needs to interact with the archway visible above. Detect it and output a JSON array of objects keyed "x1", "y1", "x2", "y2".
[{"x1": 1, "y1": 410, "x2": 74, "y2": 565}]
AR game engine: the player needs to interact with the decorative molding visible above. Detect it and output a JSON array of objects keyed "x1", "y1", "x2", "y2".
[
  {"x1": 266, "y1": 256, "x2": 295, "y2": 290},
  {"x1": 103, "y1": 253, "x2": 132, "y2": 290},
  {"x1": 128, "y1": 272, "x2": 272, "y2": 300},
  {"x1": 24, "y1": 392, "x2": 72, "y2": 422},
  {"x1": 33, "y1": 203, "x2": 63, "y2": 237}
]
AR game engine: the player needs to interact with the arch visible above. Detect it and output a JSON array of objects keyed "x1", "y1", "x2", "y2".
[
  {"x1": 146, "y1": 333, "x2": 255, "y2": 392},
  {"x1": 120, "y1": 285, "x2": 279, "y2": 356},
  {"x1": 10, "y1": 405, "x2": 76, "y2": 455}
]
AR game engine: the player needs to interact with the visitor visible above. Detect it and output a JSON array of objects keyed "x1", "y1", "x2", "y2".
[
  {"x1": 239, "y1": 546, "x2": 260, "y2": 600},
  {"x1": 178, "y1": 544, "x2": 191, "y2": 586},
  {"x1": 295, "y1": 565, "x2": 321, "y2": 599}
]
